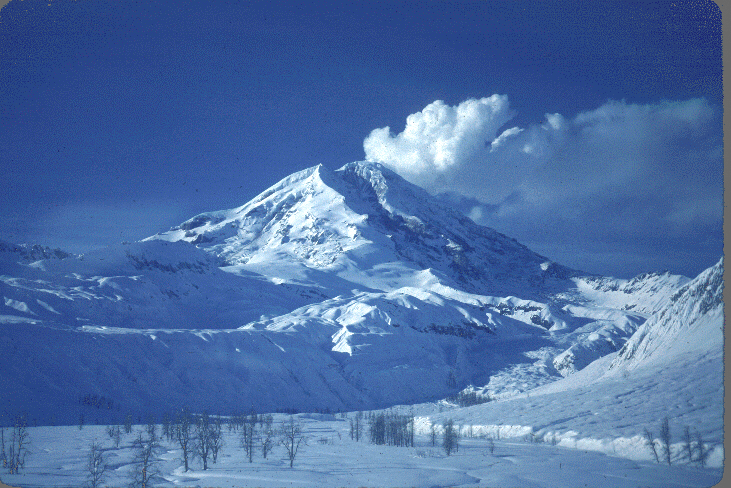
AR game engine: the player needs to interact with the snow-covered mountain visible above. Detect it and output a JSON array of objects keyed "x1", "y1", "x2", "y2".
[
  {"x1": 0, "y1": 239, "x2": 326, "y2": 330},
  {"x1": 0, "y1": 239, "x2": 73, "y2": 264},
  {"x1": 609, "y1": 257, "x2": 723, "y2": 371},
  {"x1": 147, "y1": 162, "x2": 575, "y2": 297},
  {"x1": 0, "y1": 161, "x2": 718, "y2": 431}
]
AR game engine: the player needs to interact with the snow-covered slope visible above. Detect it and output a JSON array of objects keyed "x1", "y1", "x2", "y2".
[
  {"x1": 571, "y1": 271, "x2": 691, "y2": 315},
  {"x1": 609, "y1": 257, "x2": 723, "y2": 371},
  {"x1": 148, "y1": 162, "x2": 574, "y2": 297},
  {"x1": 0, "y1": 161, "x2": 710, "y2": 433},
  {"x1": 416, "y1": 258, "x2": 724, "y2": 467},
  {"x1": 0, "y1": 240, "x2": 327, "y2": 330}
]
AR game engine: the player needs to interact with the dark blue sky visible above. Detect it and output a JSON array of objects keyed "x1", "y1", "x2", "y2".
[{"x1": 0, "y1": 0, "x2": 723, "y2": 278}]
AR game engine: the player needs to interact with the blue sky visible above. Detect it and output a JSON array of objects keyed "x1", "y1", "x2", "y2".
[{"x1": 0, "y1": 0, "x2": 722, "y2": 278}]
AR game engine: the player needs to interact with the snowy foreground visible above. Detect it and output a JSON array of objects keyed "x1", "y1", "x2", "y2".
[{"x1": 1, "y1": 415, "x2": 722, "y2": 488}]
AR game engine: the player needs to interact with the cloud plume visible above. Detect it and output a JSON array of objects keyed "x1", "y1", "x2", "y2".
[
  {"x1": 364, "y1": 96, "x2": 722, "y2": 277},
  {"x1": 364, "y1": 96, "x2": 533, "y2": 202}
]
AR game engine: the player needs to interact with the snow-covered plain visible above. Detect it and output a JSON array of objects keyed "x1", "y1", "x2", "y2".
[
  {"x1": 0, "y1": 415, "x2": 722, "y2": 488},
  {"x1": 0, "y1": 161, "x2": 724, "y2": 487}
]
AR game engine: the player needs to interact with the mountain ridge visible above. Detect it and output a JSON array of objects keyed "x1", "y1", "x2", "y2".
[{"x1": 148, "y1": 161, "x2": 576, "y2": 298}]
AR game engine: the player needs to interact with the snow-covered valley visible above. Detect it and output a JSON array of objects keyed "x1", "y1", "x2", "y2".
[{"x1": 0, "y1": 415, "x2": 722, "y2": 488}]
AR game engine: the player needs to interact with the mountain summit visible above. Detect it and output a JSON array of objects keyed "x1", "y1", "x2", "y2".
[{"x1": 149, "y1": 161, "x2": 572, "y2": 296}]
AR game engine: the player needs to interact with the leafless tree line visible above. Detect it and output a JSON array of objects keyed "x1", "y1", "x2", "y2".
[
  {"x1": 366, "y1": 410, "x2": 415, "y2": 447},
  {"x1": 644, "y1": 416, "x2": 712, "y2": 467}
]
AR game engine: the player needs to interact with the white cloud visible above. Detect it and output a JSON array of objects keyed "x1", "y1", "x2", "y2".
[
  {"x1": 543, "y1": 113, "x2": 565, "y2": 131},
  {"x1": 365, "y1": 96, "x2": 722, "y2": 277},
  {"x1": 364, "y1": 96, "x2": 529, "y2": 201},
  {"x1": 490, "y1": 127, "x2": 523, "y2": 152}
]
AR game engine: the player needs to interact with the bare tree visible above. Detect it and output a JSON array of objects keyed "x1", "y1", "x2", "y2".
[
  {"x1": 455, "y1": 424, "x2": 461, "y2": 452},
  {"x1": 1, "y1": 426, "x2": 6, "y2": 470},
  {"x1": 130, "y1": 432, "x2": 161, "y2": 488},
  {"x1": 6, "y1": 414, "x2": 30, "y2": 474},
  {"x1": 279, "y1": 415, "x2": 306, "y2": 468},
  {"x1": 659, "y1": 417, "x2": 671, "y2": 466},
  {"x1": 84, "y1": 441, "x2": 107, "y2": 488},
  {"x1": 408, "y1": 411, "x2": 415, "y2": 448},
  {"x1": 145, "y1": 415, "x2": 157, "y2": 443},
  {"x1": 175, "y1": 407, "x2": 193, "y2": 472},
  {"x1": 161, "y1": 412, "x2": 172, "y2": 443},
  {"x1": 694, "y1": 431, "x2": 712, "y2": 467},
  {"x1": 194, "y1": 411, "x2": 212, "y2": 470},
  {"x1": 682, "y1": 426, "x2": 693, "y2": 463},
  {"x1": 442, "y1": 418, "x2": 457, "y2": 456},
  {"x1": 226, "y1": 416, "x2": 237, "y2": 433},
  {"x1": 349, "y1": 411, "x2": 364, "y2": 442},
  {"x1": 643, "y1": 428, "x2": 659, "y2": 463},
  {"x1": 240, "y1": 411, "x2": 257, "y2": 463},
  {"x1": 106, "y1": 425, "x2": 122, "y2": 448},
  {"x1": 210, "y1": 415, "x2": 224, "y2": 464},
  {"x1": 261, "y1": 415, "x2": 274, "y2": 459}
]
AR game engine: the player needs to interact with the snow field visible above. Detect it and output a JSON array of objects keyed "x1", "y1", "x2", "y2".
[
  {"x1": 0, "y1": 415, "x2": 722, "y2": 488},
  {"x1": 414, "y1": 352, "x2": 724, "y2": 468}
]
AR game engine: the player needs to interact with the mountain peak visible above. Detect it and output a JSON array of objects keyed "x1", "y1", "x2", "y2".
[{"x1": 147, "y1": 161, "x2": 573, "y2": 296}]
